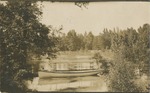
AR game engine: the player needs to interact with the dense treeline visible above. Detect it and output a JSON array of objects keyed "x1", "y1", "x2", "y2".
[
  {"x1": 57, "y1": 30, "x2": 94, "y2": 51},
  {"x1": 57, "y1": 24, "x2": 149, "y2": 52},
  {"x1": 57, "y1": 30, "x2": 100, "y2": 51}
]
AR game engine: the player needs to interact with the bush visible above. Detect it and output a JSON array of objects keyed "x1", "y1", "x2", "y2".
[
  {"x1": 108, "y1": 54, "x2": 142, "y2": 92},
  {"x1": 92, "y1": 52, "x2": 111, "y2": 75}
]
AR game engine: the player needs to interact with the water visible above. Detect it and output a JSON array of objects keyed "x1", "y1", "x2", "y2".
[
  {"x1": 34, "y1": 75, "x2": 108, "y2": 92},
  {"x1": 29, "y1": 52, "x2": 108, "y2": 92}
]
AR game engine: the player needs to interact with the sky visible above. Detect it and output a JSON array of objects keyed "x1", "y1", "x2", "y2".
[
  {"x1": 1, "y1": 1, "x2": 149, "y2": 35},
  {"x1": 39, "y1": 1, "x2": 150, "y2": 35}
]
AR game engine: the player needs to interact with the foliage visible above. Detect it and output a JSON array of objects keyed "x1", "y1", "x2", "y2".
[
  {"x1": 108, "y1": 54, "x2": 142, "y2": 92},
  {"x1": 110, "y1": 24, "x2": 150, "y2": 75},
  {"x1": 107, "y1": 24, "x2": 150, "y2": 92},
  {"x1": 66, "y1": 30, "x2": 80, "y2": 51},
  {"x1": 92, "y1": 52, "x2": 111, "y2": 75},
  {"x1": 0, "y1": 0, "x2": 57, "y2": 92},
  {"x1": 75, "y1": 2, "x2": 89, "y2": 9},
  {"x1": 57, "y1": 31, "x2": 95, "y2": 51},
  {"x1": 84, "y1": 32, "x2": 94, "y2": 50}
]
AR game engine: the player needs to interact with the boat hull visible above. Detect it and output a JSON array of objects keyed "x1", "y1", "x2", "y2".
[{"x1": 38, "y1": 70, "x2": 100, "y2": 78}]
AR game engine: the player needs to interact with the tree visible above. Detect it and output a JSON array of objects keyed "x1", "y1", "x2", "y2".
[
  {"x1": 57, "y1": 33, "x2": 69, "y2": 51},
  {"x1": 136, "y1": 24, "x2": 150, "y2": 75},
  {"x1": 108, "y1": 24, "x2": 150, "y2": 92},
  {"x1": 84, "y1": 32, "x2": 94, "y2": 50},
  {"x1": 110, "y1": 24, "x2": 149, "y2": 75},
  {"x1": 77, "y1": 34, "x2": 85, "y2": 50},
  {"x1": 66, "y1": 30, "x2": 79, "y2": 51},
  {"x1": 108, "y1": 54, "x2": 142, "y2": 92},
  {"x1": 98, "y1": 29, "x2": 111, "y2": 50},
  {"x1": 92, "y1": 36, "x2": 100, "y2": 50},
  {"x1": 0, "y1": 0, "x2": 57, "y2": 92}
]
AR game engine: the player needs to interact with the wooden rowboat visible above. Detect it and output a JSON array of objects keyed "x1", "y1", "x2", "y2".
[{"x1": 38, "y1": 70, "x2": 100, "y2": 78}]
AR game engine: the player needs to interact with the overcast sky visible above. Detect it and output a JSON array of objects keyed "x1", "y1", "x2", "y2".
[{"x1": 40, "y1": 2, "x2": 149, "y2": 35}]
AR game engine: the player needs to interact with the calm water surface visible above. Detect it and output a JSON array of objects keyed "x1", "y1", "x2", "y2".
[{"x1": 36, "y1": 75, "x2": 108, "y2": 92}]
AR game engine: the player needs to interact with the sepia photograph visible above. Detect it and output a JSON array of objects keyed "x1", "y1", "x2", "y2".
[{"x1": 0, "y1": 0, "x2": 149, "y2": 92}]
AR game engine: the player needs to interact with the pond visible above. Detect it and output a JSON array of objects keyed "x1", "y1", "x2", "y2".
[{"x1": 31, "y1": 75, "x2": 108, "y2": 92}]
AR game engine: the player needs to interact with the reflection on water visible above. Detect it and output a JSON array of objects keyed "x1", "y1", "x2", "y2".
[{"x1": 35, "y1": 75, "x2": 108, "y2": 92}]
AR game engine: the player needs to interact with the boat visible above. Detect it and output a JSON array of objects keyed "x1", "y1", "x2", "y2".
[{"x1": 38, "y1": 69, "x2": 101, "y2": 78}]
